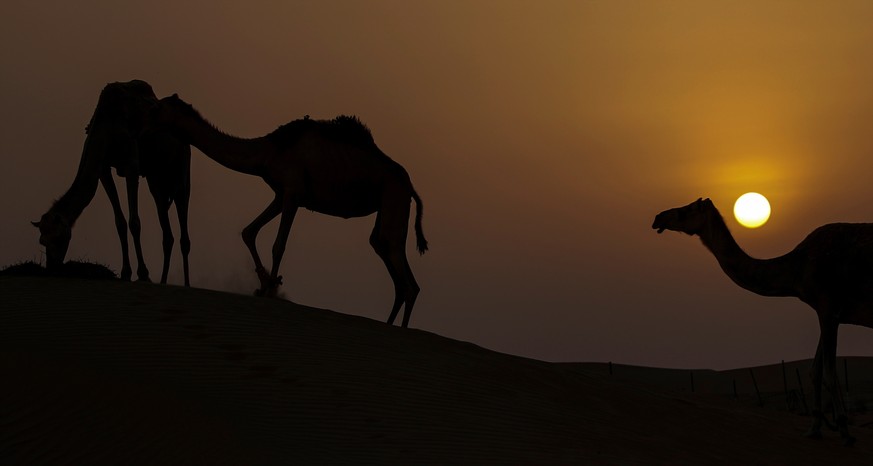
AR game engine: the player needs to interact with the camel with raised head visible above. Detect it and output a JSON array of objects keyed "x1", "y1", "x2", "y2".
[
  {"x1": 653, "y1": 198, "x2": 873, "y2": 444},
  {"x1": 154, "y1": 94, "x2": 427, "y2": 327},
  {"x1": 33, "y1": 80, "x2": 192, "y2": 285}
]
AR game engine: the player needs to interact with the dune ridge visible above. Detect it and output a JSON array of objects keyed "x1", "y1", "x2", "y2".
[{"x1": 1, "y1": 276, "x2": 871, "y2": 465}]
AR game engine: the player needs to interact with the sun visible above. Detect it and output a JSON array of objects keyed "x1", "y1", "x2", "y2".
[{"x1": 733, "y1": 192, "x2": 771, "y2": 228}]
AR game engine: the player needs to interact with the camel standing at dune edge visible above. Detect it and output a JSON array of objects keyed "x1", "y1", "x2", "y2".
[
  {"x1": 33, "y1": 80, "x2": 192, "y2": 286},
  {"x1": 154, "y1": 94, "x2": 427, "y2": 328},
  {"x1": 653, "y1": 198, "x2": 873, "y2": 444}
]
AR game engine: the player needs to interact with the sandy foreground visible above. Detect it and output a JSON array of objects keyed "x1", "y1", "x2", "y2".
[{"x1": 1, "y1": 276, "x2": 871, "y2": 465}]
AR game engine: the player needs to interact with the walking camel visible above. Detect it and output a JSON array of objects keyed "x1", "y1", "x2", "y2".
[
  {"x1": 154, "y1": 94, "x2": 427, "y2": 327},
  {"x1": 33, "y1": 80, "x2": 192, "y2": 285},
  {"x1": 653, "y1": 198, "x2": 873, "y2": 444}
]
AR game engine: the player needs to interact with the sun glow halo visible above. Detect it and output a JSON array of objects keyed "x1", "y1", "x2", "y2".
[{"x1": 733, "y1": 192, "x2": 771, "y2": 228}]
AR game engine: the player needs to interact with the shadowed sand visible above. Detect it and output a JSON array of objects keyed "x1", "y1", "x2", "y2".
[{"x1": 2, "y1": 276, "x2": 872, "y2": 464}]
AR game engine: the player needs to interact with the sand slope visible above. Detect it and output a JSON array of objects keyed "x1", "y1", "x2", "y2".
[{"x1": 1, "y1": 276, "x2": 871, "y2": 465}]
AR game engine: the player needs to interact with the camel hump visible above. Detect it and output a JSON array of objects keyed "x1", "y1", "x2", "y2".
[
  {"x1": 117, "y1": 79, "x2": 155, "y2": 96},
  {"x1": 267, "y1": 114, "x2": 378, "y2": 150},
  {"x1": 86, "y1": 80, "x2": 158, "y2": 136},
  {"x1": 331, "y1": 115, "x2": 375, "y2": 144}
]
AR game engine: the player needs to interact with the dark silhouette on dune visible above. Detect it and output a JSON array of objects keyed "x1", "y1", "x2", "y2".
[
  {"x1": 1, "y1": 260, "x2": 117, "y2": 280},
  {"x1": 154, "y1": 94, "x2": 427, "y2": 327},
  {"x1": 33, "y1": 80, "x2": 192, "y2": 286},
  {"x1": 653, "y1": 198, "x2": 873, "y2": 444}
]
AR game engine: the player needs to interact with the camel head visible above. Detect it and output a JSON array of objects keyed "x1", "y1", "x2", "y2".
[
  {"x1": 652, "y1": 198, "x2": 715, "y2": 236},
  {"x1": 152, "y1": 94, "x2": 196, "y2": 141},
  {"x1": 32, "y1": 211, "x2": 72, "y2": 271}
]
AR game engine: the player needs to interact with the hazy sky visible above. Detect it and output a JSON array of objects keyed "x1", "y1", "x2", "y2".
[{"x1": 3, "y1": 1, "x2": 873, "y2": 369}]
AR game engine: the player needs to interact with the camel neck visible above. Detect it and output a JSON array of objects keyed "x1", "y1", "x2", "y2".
[
  {"x1": 180, "y1": 116, "x2": 270, "y2": 176},
  {"x1": 698, "y1": 212, "x2": 799, "y2": 298},
  {"x1": 51, "y1": 134, "x2": 105, "y2": 224}
]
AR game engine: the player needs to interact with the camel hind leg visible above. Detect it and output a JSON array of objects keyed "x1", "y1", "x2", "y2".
[
  {"x1": 370, "y1": 212, "x2": 404, "y2": 325},
  {"x1": 372, "y1": 198, "x2": 420, "y2": 328},
  {"x1": 152, "y1": 194, "x2": 174, "y2": 284},
  {"x1": 146, "y1": 169, "x2": 190, "y2": 286}
]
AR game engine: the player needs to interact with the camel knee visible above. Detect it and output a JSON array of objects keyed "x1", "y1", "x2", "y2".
[
  {"x1": 180, "y1": 234, "x2": 191, "y2": 255},
  {"x1": 114, "y1": 216, "x2": 128, "y2": 235},
  {"x1": 128, "y1": 216, "x2": 141, "y2": 237},
  {"x1": 241, "y1": 226, "x2": 258, "y2": 249},
  {"x1": 406, "y1": 282, "x2": 420, "y2": 309},
  {"x1": 369, "y1": 231, "x2": 388, "y2": 254},
  {"x1": 271, "y1": 239, "x2": 287, "y2": 260},
  {"x1": 162, "y1": 232, "x2": 175, "y2": 252},
  {"x1": 400, "y1": 284, "x2": 419, "y2": 328},
  {"x1": 370, "y1": 242, "x2": 389, "y2": 258},
  {"x1": 407, "y1": 278, "x2": 420, "y2": 298}
]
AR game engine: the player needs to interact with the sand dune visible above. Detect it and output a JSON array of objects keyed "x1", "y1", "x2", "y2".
[{"x1": 2, "y1": 276, "x2": 872, "y2": 465}]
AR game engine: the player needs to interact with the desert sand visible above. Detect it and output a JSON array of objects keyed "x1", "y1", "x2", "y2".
[{"x1": 2, "y1": 275, "x2": 872, "y2": 465}]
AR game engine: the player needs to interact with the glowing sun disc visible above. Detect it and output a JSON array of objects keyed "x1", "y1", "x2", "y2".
[{"x1": 733, "y1": 192, "x2": 771, "y2": 228}]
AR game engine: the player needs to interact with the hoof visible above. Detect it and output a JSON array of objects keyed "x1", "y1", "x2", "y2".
[
  {"x1": 254, "y1": 286, "x2": 278, "y2": 298},
  {"x1": 843, "y1": 435, "x2": 856, "y2": 447},
  {"x1": 803, "y1": 429, "x2": 822, "y2": 439},
  {"x1": 256, "y1": 267, "x2": 271, "y2": 282},
  {"x1": 255, "y1": 273, "x2": 283, "y2": 298}
]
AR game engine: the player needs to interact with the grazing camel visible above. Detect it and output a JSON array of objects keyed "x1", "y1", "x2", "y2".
[
  {"x1": 653, "y1": 198, "x2": 873, "y2": 444},
  {"x1": 154, "y1": 94, "x2": 427, "y2": 327},
  {"x1": 33, "y1": 80, "x2": 192, "y2": 285}
]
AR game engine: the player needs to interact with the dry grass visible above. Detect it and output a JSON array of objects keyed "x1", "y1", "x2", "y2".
[{"x1": 0, "y1": 260, "x2": 116, "y2": 280}]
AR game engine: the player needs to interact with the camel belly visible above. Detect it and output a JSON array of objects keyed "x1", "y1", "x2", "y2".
[
  {"x1": 271, "y1": 143, "x2": 411, "y2": 218},
  {"x1": 302, "y1": 179, "x2": 384, "y2": 218}
]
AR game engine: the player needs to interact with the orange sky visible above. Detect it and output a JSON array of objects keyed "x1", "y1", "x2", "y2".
[{"x1": 2, "y1": 1, "x2": 873, "y2": 369}]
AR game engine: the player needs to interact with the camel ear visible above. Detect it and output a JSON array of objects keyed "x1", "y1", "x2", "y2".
[
  {"x1": 172, "y1": 93, "x2": 179, "y2": 98},
  {"x1": 31, "y1": 221, "x2": 40, "y2": 228}
]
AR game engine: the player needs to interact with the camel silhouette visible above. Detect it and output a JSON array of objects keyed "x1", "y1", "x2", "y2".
[
  {"x1": 33, "y1": 80, "x2": 192, "y2": 286},
  {"x1": 653, "y1": 198, "x2": 873, "y2": 444},
  {"x1": 154, "y1": 94, "x2": 427, "y2": 327}
]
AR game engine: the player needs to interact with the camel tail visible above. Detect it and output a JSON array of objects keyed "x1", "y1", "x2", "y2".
[{"x1": 411, "y1": 188, "x2": 428, "y2": 255}]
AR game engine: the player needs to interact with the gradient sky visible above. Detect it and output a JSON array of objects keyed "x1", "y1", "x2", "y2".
[{"x1": 3, "y1": 1, "x2": 873, "y2": 369}]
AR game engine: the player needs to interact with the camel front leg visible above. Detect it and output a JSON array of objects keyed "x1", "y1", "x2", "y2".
[
  {"x1": 242, "y1": 194, "x2": 282, "y2": 295},
  {"x1": 100, "y1": 170, "x2": 132, "y2": 281},
  {"x1": 821, "y1": 323, "x2": 854, "y2": 445},
  {"x1": 265, "y1": 203, "x2": 299, "y2": 298},
  {"x1": 806, "y1": 337, "x2": 824, "y2": 438},
  {"x1": 126, "y1": 175, "x2": 150, "y2": 282}
]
